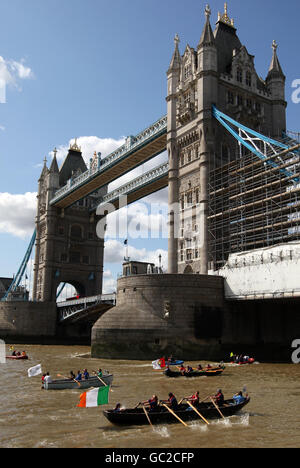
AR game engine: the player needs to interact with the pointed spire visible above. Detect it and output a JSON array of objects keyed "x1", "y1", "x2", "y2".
[
  {"x1": 38, "y1": 156, "x2": 49, "y2": 182},
  {"x1": 217, "y1": 2, "x2": 235, "y2": 27},
  {"x1": 198, "y1": 4, "x2": 216, "y2": 48},
  {"x1": 267, "y1": 40, "x2": 285, "y2": 80},
  {"x1": 168, "y1": 34, "x2": 181, "y2": 73},
  {"x1": 49, "y1": 148, "x2": 59, "y2": 173}
]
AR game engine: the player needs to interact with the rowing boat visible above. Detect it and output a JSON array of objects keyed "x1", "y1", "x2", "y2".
[
  {"x1": 6, "y1": 355, "x2": 29, "y2": 360},
  {"x1": 164, "y1": 368, "x2": 224, "y2": 378},
  {"x1": 43, "y1": 374, "x2": 113, "y2": 390},
  {"x1": 104, "y1": 397, "x2": 250, "y2": 426}
]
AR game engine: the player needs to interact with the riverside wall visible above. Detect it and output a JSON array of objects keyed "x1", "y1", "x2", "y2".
[{"x1": 0, "y1": 301, "x2": 57, "y2": 343}]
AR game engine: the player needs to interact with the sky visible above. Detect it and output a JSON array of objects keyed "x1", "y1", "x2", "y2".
[{"x1": 0, "y1": 0, "x2": 299, "y2": 296}]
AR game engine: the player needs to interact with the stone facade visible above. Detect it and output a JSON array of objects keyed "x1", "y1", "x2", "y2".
[
  {"x1": 32, "y1": 144, "x2": 106, "y2": 302},
  {"x1": 167, "y1": 4, "x2": 286, "y2": 275}
]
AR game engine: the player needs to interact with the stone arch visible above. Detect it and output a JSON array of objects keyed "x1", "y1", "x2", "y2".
[
  {"x1": 184, "y1": 265, "x2": 194, "y2": 274},
  {"x1": 56, "y1": 280, "x2": 86, "y2": 302}
]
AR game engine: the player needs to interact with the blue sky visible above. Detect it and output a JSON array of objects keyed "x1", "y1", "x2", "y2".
[{"x1": 0, "y1": 0, "x2": 299, "y2": 294}]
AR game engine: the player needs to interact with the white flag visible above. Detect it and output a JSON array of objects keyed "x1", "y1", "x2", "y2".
[
  {"x1": 152, "y1": 359, "x2": 162, "y2": 370},
  {"x1": 28, "y1": 364, "x2": 42, "y2": 378}
]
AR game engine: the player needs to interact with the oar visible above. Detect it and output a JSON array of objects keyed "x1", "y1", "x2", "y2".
[
  {"x1": 161, "y1": 403, "x2": 188, "y2": 427},
  {"x1": 57, "y1": 373, "x2": 81, "y2": 387},
  {"x1": 142, "y1": 405, "x2": 153, "y2": 427},
  {"x1": 92, "y1": 372, "x2": 114, "y2": 392},
  {"x1": 210, "y1": 397, "x2": 225, "y2": 420},
  {"x1": 186, "y1": 401, "x2": 210, "y2": 425}
]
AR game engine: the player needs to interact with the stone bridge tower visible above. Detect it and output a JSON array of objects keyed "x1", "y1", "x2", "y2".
[
  {"x1": 166, "y1": 3, "x2": 287, "y2": 275},
  {"x1": 32, "y1": 142, "x2": 106, "y2": 302}
]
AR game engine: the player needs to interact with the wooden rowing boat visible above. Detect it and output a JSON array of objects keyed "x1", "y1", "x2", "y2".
[
  {"x1": 104, "y1": 397, "x2": 250, "y2": 426},
  {"x1": 43, "y1": 374, "x2": 113, "y2": 390},
  {"x1": 164, "y1": 368, "x2": 224, "y2": 378}
]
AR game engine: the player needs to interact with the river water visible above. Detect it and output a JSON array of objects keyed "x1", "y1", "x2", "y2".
[{"x1": 0, "y1": 345, "x2": 299, "y2": 448}]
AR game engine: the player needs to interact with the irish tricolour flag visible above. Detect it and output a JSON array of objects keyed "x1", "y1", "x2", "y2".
[{"x1": 77, "y1": 386, "x2": 110, "y2": 408}]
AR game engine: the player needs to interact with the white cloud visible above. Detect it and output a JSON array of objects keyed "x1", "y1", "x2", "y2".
[
  {"x1": 104, "y1": 238, "x2": 167, "y2": 269},
  {"x1": 50, "y1": 135, "x2": 126, "y2": 167},
  {"x1": 0, "y1": 192, "x2": 36, "y2": 238},
  {"x1": 0, "y1": 56, "x2": 34, "y2": 95}
]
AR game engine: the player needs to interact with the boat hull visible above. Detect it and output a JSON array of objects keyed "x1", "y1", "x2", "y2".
[
  {"x1": 104, "y1": 398, "x2": 250, "y2": 426},
  {"x1": 164, "y1": 369, "x2": 224, "y2": 378},
  {"x1": 43, "y1": 374, "x2": 113, "y2": 390},
  {"x1": 6, "y1": 355, "x2": 29, "y2": 360}
]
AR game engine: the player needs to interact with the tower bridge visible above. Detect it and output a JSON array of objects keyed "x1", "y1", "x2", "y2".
[{"x1": 1, "y1": 3, "x2": 300, "y2": 360}]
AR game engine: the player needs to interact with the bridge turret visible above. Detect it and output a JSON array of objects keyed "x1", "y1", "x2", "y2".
[
  {"x1": 266, "y1": 40, "x2": 287, "y2": 136},
  {"x1": 167, "y1": 34, "x2": 181, "y2": 273}
]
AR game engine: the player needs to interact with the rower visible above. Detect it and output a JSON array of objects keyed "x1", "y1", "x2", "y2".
[
  {"x1": 83, "y1": 369, "x2": 89, "y2": 380},
  {"x1": 97, "y1": 369, "x2": 103, "y2": 378},
  {"x1": 186, "y1": 366, "x2": 193, "y2": 374},
  {"x1": 179, "y1": 364, "x2": 186, "y2": 375},
  {"x1": 75, "y1": 370, "x2": 82, "y2": 382},
  {"x1": 142, "y1": 395, "x2": 159, "y2": 412},
  {"x1": 69, "y1": 371, "x2": 76, "y2": 380},
  {"x1": 197, "y1": 364, "x2": 203, "y2": 371},
  {"x1": 44, "y1": 372, "x2": 52, "y2": 384},
  {"x1": 162, "y1": 392, "x2": 178, "y2": 410},
  {"x1": 187, "y1": 391, "x2": 200, "y2": 406},
  {"x1": 214, "y1": 389, "x2": 225, "y2": 407},
  {"x1": 233, "y1": 391, "x2": 246, "y2": 405}
]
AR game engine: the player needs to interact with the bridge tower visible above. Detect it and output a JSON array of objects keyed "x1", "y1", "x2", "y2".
[
  {"x1": 166, "y1": 3, "x2": 287, "y2": 274},
  {"x1": 32, "y1": 143, "x2": 106, "y2": 302}
]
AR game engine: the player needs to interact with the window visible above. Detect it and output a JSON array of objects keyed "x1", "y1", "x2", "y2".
[
  {"x1": 255, "y1": 102, "x2": 261, "y2": 113},
  {"x1": 246, "y1": 98, "x2": 252, "y2": 109},
  {"x1": 187, "y1": 250, "x2": 193, "y2": 261},
  {"x1": 184, "y1": 65, "x2": 191, "y2": 80},
  {"x1": 82, "y1": 256, "x2": 89, "y2": 264},
  {"x1": 236, "y1": 67, "x2": 243, "y2": 83},
  {"x1": 186, "y1": 192, "x2": 193, "y2": 206},
  {"x1": 61, "y1": 254, "x2": 67, "y2": 262},
  {"x1": 70, "y1": 225, "x2": 82, "y2": 239},
  {"x1": 69, "y1": 251, "x2": 81, "y2": 264},
  {"x1": 227, "y1": 91, "x2": 234, "y2": 104},
  {"x1": 246, "y1": 72, "x2": 252, "y2": 87},
  {"x1": 237, "y1": 95, "x2": 243, "y2": 106}
]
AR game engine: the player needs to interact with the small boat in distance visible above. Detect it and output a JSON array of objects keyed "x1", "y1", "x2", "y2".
[
  {"x1": 104, "y1": 397, "x2": 250, "y2": 426},
  {"x1": 6, "y1": 354, "x2": 29, "y2": 360},
  {"x1": 43, "y1": 374, "x2": 113, "y2": 390},
  {"x1": 164, "y1": 368, "x2": 224, "y2": 378}
]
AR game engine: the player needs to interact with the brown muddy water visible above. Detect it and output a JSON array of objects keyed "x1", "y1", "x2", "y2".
[{"x1": 0, "y1": 345, "x2": 299, "y2": 448}]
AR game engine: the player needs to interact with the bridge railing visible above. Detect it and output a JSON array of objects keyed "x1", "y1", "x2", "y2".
[
  {"x1": 90, "y1": 161, "x2": 169, "y2": 211},
  {"x1": 57, "y1": 293, "x2": 116, "y2": 308},
  {"x1": 50, "y1": 115, "x2": 167, "y2": 205}
]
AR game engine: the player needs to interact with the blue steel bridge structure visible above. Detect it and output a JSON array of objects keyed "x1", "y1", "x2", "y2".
[{"x1": 2, "y1": 108, "x2": 300, "y2": 323}]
